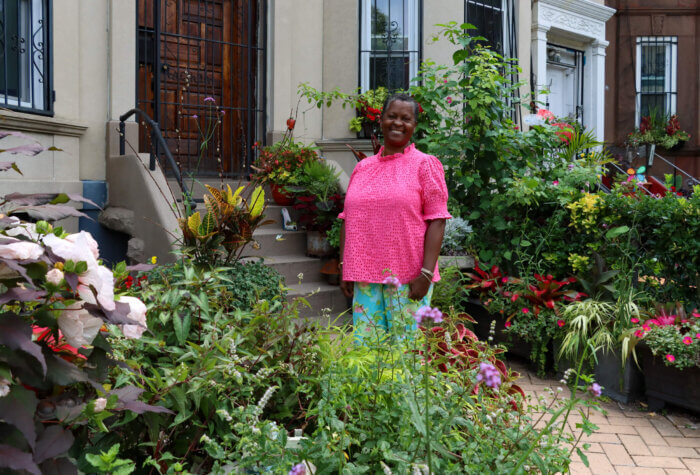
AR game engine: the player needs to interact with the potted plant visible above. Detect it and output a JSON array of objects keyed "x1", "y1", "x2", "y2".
[
  {"x1": 288, "y1": 160, "x2": 344, "y2": 257},
  {"x1": 439, "y1": 217, "x2": 474, "y2": 269},
  {"x1": 251, "y1": 119, "x2": 320, "y2": 205},
  {"x1": 622, "y1": 303, "x2": 700, "y2": 412},
  {"x1": 626, "y1": 112, "x2": 691, "y2": 158},
  {"x1": 349, "y1": 87, "x2": 389, "y2": 139}
]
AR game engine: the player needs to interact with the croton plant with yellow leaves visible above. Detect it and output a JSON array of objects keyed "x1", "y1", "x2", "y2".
[{"x1": 178, "y1": 184, "x2": 272, "y2": 266}]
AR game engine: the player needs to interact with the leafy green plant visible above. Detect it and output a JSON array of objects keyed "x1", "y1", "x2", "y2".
[
  {"x1": 441, "y1": 217, "x2": 472, "y2": 256},
  {"x1": 85, "y1": 444, "x2": 136, "y2": 475}
]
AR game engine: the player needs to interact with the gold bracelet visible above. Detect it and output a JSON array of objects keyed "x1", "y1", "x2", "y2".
[{"x1": 420, "y1": 271, "x2": 432, "y2": 283}]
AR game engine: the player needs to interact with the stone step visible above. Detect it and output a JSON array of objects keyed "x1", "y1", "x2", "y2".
[
  {"x1": 287, "y1": 282, "x2": 350, "y2": 320},
  {"x1": 249, "y1": 227, "x2": 306, "y2": 256},
  {"x1": 242, "y1": 254, "x2": 326, "y2": 284},
  {"x1": 262, "y1": 204, "x2": 301, "y2": 228}
]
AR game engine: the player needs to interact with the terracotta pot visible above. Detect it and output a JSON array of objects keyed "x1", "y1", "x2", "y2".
[
  {"x1": 270, "y1": 183, "x2": 294, "y2": 206},
  {"x1": 320, "y1": 258, "x2": 340, "y2": 285},
  {"x1": 306, "y1": 230, "x2": 334, "y2": 258}
]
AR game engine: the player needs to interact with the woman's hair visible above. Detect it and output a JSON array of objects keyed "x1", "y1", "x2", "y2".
[{"x1": 382, "y1": 93, "x2": 420, "y2": 122}]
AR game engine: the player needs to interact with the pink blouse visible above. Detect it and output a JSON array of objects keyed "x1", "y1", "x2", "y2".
[{"x1": 339, "y1": 143, "x2": 452, "y2": 284}]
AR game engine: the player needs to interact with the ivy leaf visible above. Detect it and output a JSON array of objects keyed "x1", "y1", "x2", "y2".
[
  {"x1": 0, "y1": 314, "x2": 47, "y2": 375},
  {"x1": 0, "y1": 445, "x2": 41, "y2": 475},
  {"x1": 0, "y1": 386, "x2": 38, "y2": 449},
  {"x1": 33, "y1": 426, "x2": 75, "y2": 463}
]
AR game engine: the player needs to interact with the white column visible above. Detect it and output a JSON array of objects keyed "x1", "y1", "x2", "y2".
[
  {"x1": 587, "y1": 39, "x2": 609, "y2": 144},
  {"x1": 531, "y1": 23, "x2": 549, "y2": 109}
]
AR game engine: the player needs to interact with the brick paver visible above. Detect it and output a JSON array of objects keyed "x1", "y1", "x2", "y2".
[{"x1": 510, "y1": 360, "x2": 699, "y2": 474}]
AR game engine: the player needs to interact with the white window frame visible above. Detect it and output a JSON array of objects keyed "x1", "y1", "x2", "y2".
[
  {"x1": 1, "y1": 0, "x2": 47, "y2": 111},
  {"x1": 360, "y1": 0, "x2": 420, "y2": 92},
  {"x1": 635, "y1": 36, "x2": 677, "y2": 126}
]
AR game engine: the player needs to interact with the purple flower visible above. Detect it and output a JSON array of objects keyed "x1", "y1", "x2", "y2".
[
  {"x1": 414, "y1": 305, "x2": 443, "y2": 325},
  {"x1": 289, "y1": 463, "x2": 306, "y2": 475},
  {"x1": 568, "y1": 164, "x2": 575, "y2": 170},
  {"x1": 382, "y1": 275, "x2": 401, "y2": 290},
  {"x1": 588, "y1": 383, "x2": 602, "y2": 398},
  {"x1": 476, "y1": 362, "x2": 501, "y2": 389},
  {"x1": 192, "y1": 114, "x2": 198, "y2": 119},
  {"x1": 204, "y1": 96, "x2": 216, "y2": 102}
]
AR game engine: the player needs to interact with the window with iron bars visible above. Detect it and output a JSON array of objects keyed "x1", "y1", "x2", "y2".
[
  {"x1": 635, "y1": 36, "x2": 677, "y2": 126},
  {"x1": 464, "y1": 0, "x2": 516, "y2": 59},
  {"x1": 359, "y1": 0, "x2": 421, "y2": 92},
  {"x1": 0, "y1": 0, "x2": 52, "y2": 115}
]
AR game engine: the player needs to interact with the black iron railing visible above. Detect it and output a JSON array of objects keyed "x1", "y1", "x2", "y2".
[{"x1": 119, "y1": 108, "x2": 192, "y2": 209}]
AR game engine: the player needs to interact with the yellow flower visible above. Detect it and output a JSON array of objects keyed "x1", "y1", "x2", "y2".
[{"x1": 151, "y1": 256, "x2": 157, "y2": 265}]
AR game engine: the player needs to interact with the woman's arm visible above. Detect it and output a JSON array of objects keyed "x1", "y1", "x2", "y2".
[
  {"x1": 408, "y1": 218, "x2": 446, "y2": 300},
  {"x1": 339, "y1": 220, "x2": 353, "y2": 298}
]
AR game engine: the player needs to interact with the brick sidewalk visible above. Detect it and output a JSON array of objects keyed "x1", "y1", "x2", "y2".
[{"x1": 510, "y1": 360, "x2": 700, "y2": 474}]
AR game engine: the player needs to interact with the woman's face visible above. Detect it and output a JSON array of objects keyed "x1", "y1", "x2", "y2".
[{"x1": 381, "y1": 100, "x2": 417, "y2": 151}]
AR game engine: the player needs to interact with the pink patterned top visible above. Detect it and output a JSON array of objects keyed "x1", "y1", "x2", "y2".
[{"x1": 338, "y1": 143, "x2": 452, "y2": 284}]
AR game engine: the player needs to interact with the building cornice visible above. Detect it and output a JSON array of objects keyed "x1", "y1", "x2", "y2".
[
  {"x1": 539, "y1": 0, "x2": 616, "y2": 23},
  {"x1": 0, "y1": 109, "x2": 88, "y2": 137}
]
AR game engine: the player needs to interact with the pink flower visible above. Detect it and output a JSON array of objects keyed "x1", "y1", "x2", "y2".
[
  {"x1": 588, "y1": 383, "x2": 602, "y2": 397},
  {"x1": 665, "y1": 354, "x2": 675, "y2": 363},
  {"x1": 642, "y1": 324, "x2": 651, "y2": 331},
  {"x1": 696, "y1": 333, "x2": 700, "y2": 340},
  {"x1": 504, "y1": 321, "x2": 512, "y2": 328},
  {"x1": 510, "y1": 293, "x2": 519, "y2": 302},
  {"x1": 443, "y1": 78, "x2": 448, "y2": 83},
  {"x1": 557, "y1": 320, "x2": 565, "y2": 327},
  {"x1": 683, "y1": 336, "x2": 693, "y2": 345},
  {"x1": 692, "y1": 311, "x2": 699, "y2": 318},
  {"x1": 521, "y1": 308, "x2": 529, "y2": 314},
  {"x1": 476, "y1": 362, "x2": 501, "y2": 389},
  {"x1": 630, "y1": 318, "x2": 639, "y2": 323},
  {"x1": 192, "y1": 114, "x2": 198, "y2": 119},
  {"x1": 501, "y1": 277, "x2": 508, "y2": 283},
  {"x1": 414, "y1": 306, "x2": 443, "y2": 324},
  {"x1": 446, "y1": 97, "x2": 452, "y2": 104},
  {"x1": 634, "y1": 330, "x2": 646, "y2": 338},
  {"x1": 552, "y1": 180, "x2": 559, "y2": 186},
  {"x1": 382, "y1": 275, "x2": 401, "y2": 290}
]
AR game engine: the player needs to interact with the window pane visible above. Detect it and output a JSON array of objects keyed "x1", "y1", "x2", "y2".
[
  {"x1": 640, "y1": 44, "x2": 666, "y2": 94},
  {"x1": 465, "y1": 0, "x2": 504, "y2": 53}
]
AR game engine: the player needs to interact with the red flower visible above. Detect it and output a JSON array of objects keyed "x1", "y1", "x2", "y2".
[
  {"x1": 557, "y1": 320, "x2": 565, "y2": 327},
  {"x1": 682, "y1": 336, "x2": 693, "y2": 345},
  {"x1": 522, "y1": 308, "x2": 529, "y2": 314},
  {"x1": 505, "y1": 321, "x2": 512, "y2": 328},
  {"x1": 286, "y1": 118, "x2": 296, "y2": 130},
  {"x1": 634, "y1": 329, "x2": 645, "y2": 338},
  {"x1": 665, "y1": 354, "x2": 675, "y2": 363}
]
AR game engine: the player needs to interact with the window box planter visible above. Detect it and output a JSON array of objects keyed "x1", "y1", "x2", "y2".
[{"x1": 639, "y1": 344, "x2": 700, "y2": 413}]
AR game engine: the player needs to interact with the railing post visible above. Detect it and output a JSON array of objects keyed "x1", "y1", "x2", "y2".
[
  {"x1": 149, "y1": 130, "x2": 157, "y2": 171},
  {"x1": 119, "y1": 121, "x2": 125, "y2": 155}
]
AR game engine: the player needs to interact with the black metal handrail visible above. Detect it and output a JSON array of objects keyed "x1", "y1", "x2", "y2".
[
  {"x1": 118, "y1": 108, "x2": 192, "y2": 209},
  {"x1": 651, "y1": 152, "x2": 699, "y2": 193}
]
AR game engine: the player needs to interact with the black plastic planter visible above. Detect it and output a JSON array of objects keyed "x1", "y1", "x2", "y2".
[{"x1": 640, "y1": 347, "x2": 700, "y2": 413}]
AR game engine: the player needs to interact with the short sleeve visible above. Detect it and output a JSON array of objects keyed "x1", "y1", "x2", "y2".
[
  {"x1": 419, "y1": 155, "x2": 452, "y2": 221},
  {"x1": 337, "y1": 161, "x2": 362, "y2": 220}
]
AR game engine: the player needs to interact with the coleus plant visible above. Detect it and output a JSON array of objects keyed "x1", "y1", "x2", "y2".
[{"x1": 0, "y1": 133, "x2": 169, "y2": 474}]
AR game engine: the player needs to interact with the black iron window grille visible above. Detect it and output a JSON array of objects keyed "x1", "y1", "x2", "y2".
[
  {"x1": 635, "y1": 36, "x2": 677, "y2": 125},
  {"x1": 464, "y1": 0, "x2": 519, "y2": 122},
  {"x1": 0, "y1": 0, "x2": 52, "y2": 115},
  {"x1": 136, "y1": 0, "x2": 266, "y2": 178},
  {"x1": 359, "y1": 0, "x2": 421, "y2": 92}
]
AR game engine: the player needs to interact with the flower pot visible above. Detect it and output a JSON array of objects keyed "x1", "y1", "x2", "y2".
[
  {"x1": 306, "y1": 230, "x2": 334, "y2": 258},
  {"x1": 270, "y1": 183, "x2": 294, "y2": 206},
  {"x1": 639, "y1": 345, "x2": 700, "y2": 413},
  {"x1": 466, "y1": 301, "x2": 534, "y2": 360},
  {"x1": 320, "y1": 258, "x2": 340, "y2": 286}
]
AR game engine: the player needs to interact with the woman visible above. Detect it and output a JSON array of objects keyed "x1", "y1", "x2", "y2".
[{"x1": 338, "y1": 93, "x2": 451, "y2": 341}]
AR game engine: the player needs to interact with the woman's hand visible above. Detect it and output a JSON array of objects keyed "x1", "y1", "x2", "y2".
[
  {"x1": 340, "y1": 279, "x2": 354, "y2": 299},
  {"x1": 408, "y1": 275, "x2": 431, "y2": 301}
]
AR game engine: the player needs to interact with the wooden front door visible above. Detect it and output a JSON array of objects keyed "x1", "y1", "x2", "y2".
[{"x1": 137, "y1": 0, "x2": 265, "y2": 177}]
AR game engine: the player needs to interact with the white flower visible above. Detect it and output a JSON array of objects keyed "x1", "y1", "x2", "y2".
[
  {"x1": 118, "y1": 296, "x2": 148, "y2": 339},
  {"x1": 0, "y1": 241, "x2": 43, "y2": 260},
  {"x1": 43, "y1": 233, "x2": 115, "y2": 311},
  {"x1": 65, "y1": 231, "x2": 99, "y2": 260},
  {"x1": 58, "y1": 303, "x2": 104, "y2": 348},
  {"x1": 0, "y1": 377, "x2": 10, "y2": 397},
  {"x1": 5, "y1": 222, "x2": 38, "y2": 240},
  {"x1": 93, "y1": 397, "x2": 107, "y2": 412},
  {"x1": 46, "y1": 268, "x2": 64, "y2": 285}
]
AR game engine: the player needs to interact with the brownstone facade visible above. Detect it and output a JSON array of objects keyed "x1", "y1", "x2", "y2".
[{"x1": 604, "y1": 0, "x2": 700, "y2": 177}]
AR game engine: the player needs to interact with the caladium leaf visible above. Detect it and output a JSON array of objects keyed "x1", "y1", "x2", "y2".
[
  {"x1": 249, "y1": 186, "x2": 265, "y2": 218},
  {"x1": 10, "y1": 205, "x2": 89, "y2": 221},
  {"x1": 0, "y1": 445, "x2": 41, "y2": 475},
  {"x1": 33, "y1": 426, "x2": 75, "y2": 463},
  {"x1": 0, "y1": 314, "x2": 47, "y2": 374}
]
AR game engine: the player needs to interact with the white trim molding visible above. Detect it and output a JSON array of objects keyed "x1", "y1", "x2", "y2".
[{"x1": 532, "y1": 0, "x2": 615, "y2": 143}]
